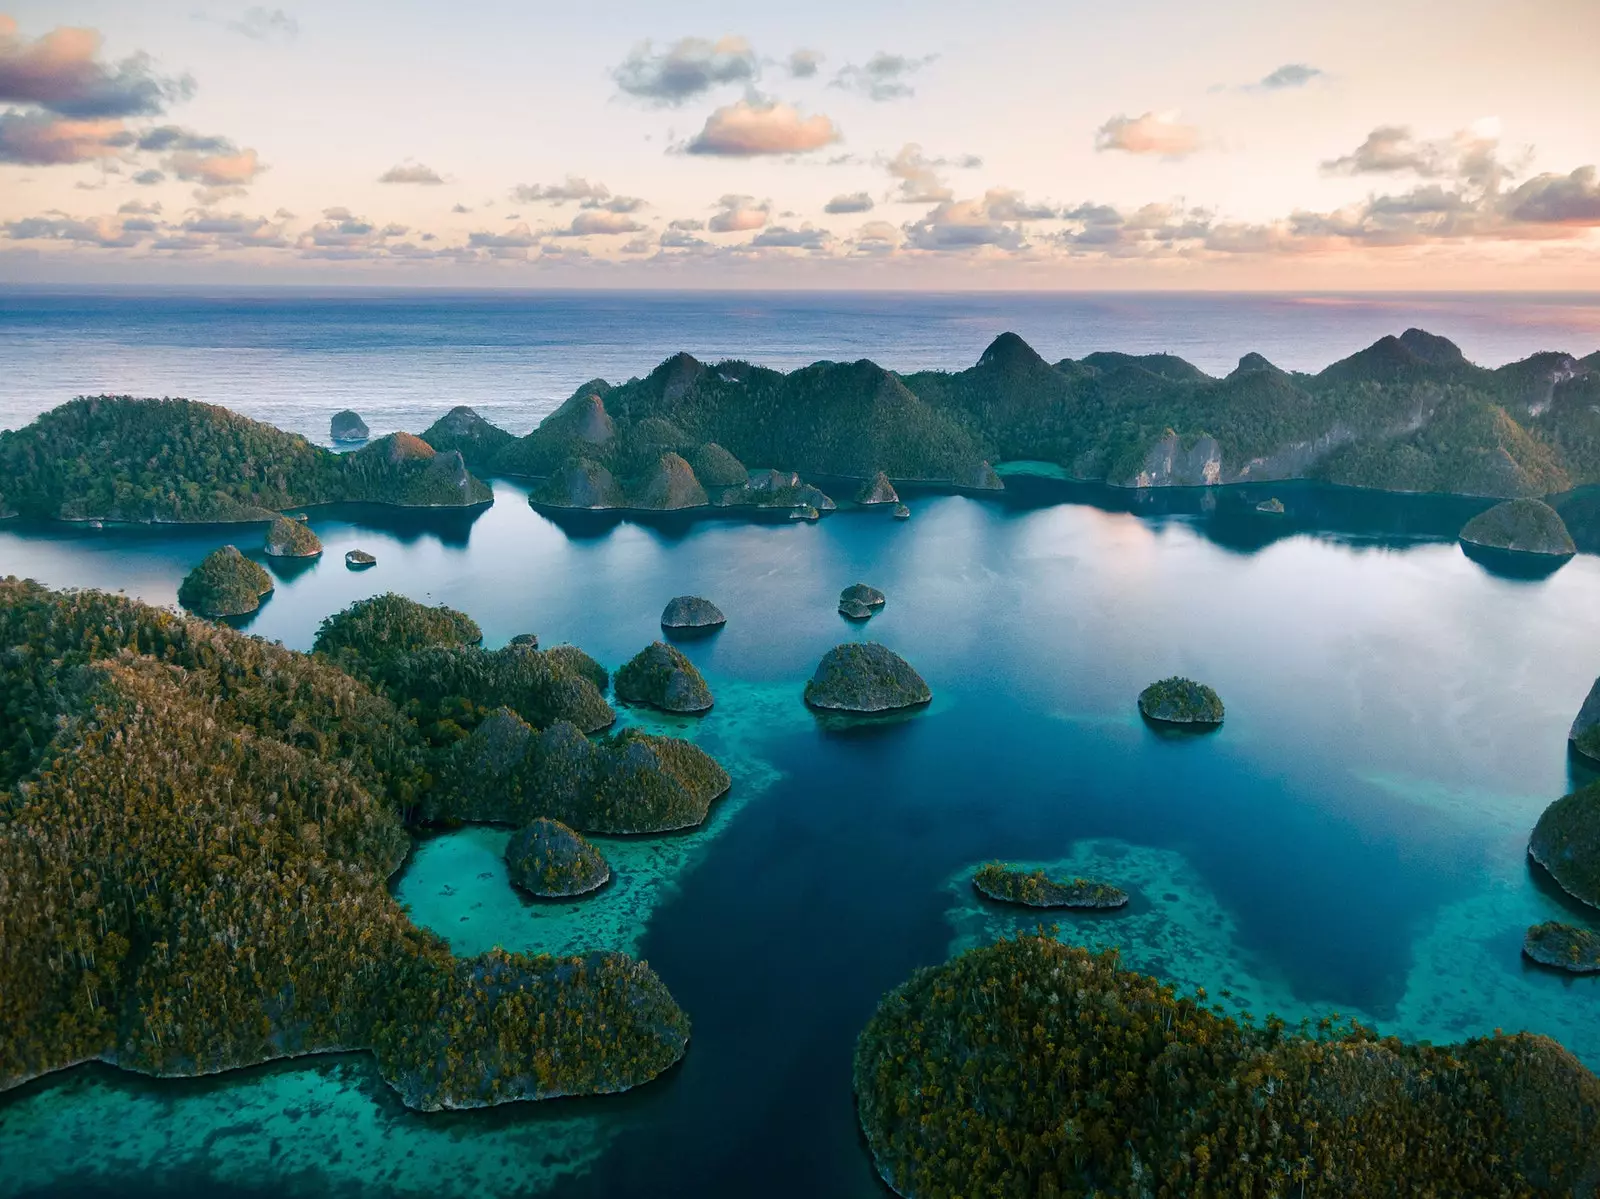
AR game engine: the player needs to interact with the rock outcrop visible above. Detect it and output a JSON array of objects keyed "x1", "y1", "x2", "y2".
[
  {"x1": 840, "y1": 583, "x2": 886, "y2": 610},
  {"x1": 804, "y1": 642, "x2": 930, "y2": 713},
  {"x1": 1138, "y1": 677, "x2": 1225, "y2": 726},
  {"x1": 576, "y1": 394, "x2": 615, "y2": 444},
  {"x1": 264, "y1": 514, "x2": 322, "y2": 558},
  {"x1": 856, "y1": 472, "x2": 899, "y2": 505},
  {"x1": 344, "y1": 548, "x2": 376, "y2": 569},
  {"x1": 178, "y1": 545, "x2": 274, "y2": 617},
  {"x1": 331, "y1": 410, "x2": 369, "y2": 442},
  {"x1": 1570, "y1": 678, "x2": 1600, "y2": 764},
  {"x1": 661, "y1": 595, "x2": 726, "y2": 630},
  {"x1": 505, "y1": 818, "x2": 611, "y2": 898},
  {"x1": 1459, "y1": 498, "x2": 1576, "y2": 558},
  {"x1": 615, "y1": 641, "x2": 714, "y2": 713},
  {"x1": 893, "y1": 503, "x2": 911, "y2": 520}
]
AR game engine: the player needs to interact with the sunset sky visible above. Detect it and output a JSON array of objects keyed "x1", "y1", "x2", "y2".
[{"x1": 2, "y1": 0, "x2": 1598, "y2": 288}]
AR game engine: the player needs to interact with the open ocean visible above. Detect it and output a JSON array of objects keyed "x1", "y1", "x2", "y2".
[{"x1": 2, "y1": 289, "x2": 1599, "y2": 441}]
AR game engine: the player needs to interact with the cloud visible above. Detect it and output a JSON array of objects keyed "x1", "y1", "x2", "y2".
[
  {"x1": 684, "y1": 99, "x2": 839, "y2": 156},
  {"x1": 226, "y1": 8, "x2": 299, "y2": 41},
  {"x1": 136, "y1": 125, "x2": 232, "y2": 153},
  {"x1": 117, "y1": 199, "x2": 160, "y2": 215},
  {"x1": 1322, "y1": 122, "x2": 1517, "y2": 192},
  {"x1": 466, "y1": 222, "x2": 539, "y2": 259},
  {"x1": 1095, "y1": 112, "x2": 1201, "y2": 157},
  {"x1": 1503, "y1": 166, "x2": 1600, "y2": 225},
  {"x1": 751, "y1": 224, "x2": 832, "y2": 250},
  {"x1": 3, "y1": 213, "x2": 141, "y2": 247},
  {"x1": 132, "y1": 167, "x2": 165, "y2": 185},
  {"x1": 885, "y1": 143, "x2": 951, "y2": 202},
  {"x1": 0, "y1": 15, "x2": 193, "y2": 118},
  {"x1": 787, "y1": 48, "x2": 823, "y2": 78},
  {"x1": 1258, "y1": 63, "x2": 1322, "y2": 90},
  {"x1": 850, "y1": 219, "x2": 900, "y2": 255},
  {"x1": 832, "y1": 52, "x2": 934, "y2": 101},
  {"x1": 613, "y1": 36, "x2": 756, "y2": 105},
  {"x1": 0, "y1": 111, "x2": 123, "y2": 164},
  {"x1": 379, "y1": 162, "x2": 445, "y2": 185},
  {"x1": 708, "y1": 194, "x2": 768, "y2": 233},
  {"x1": 903, "y1": 196, "x2": 1027, "y2": 252},
  {"x1": 982, "y1": 189, "x2": 1057, "y2": 221},
  {"x1": 451, "y1": 203, "x2": 471, "y2": 213},
  {"x1": 668, "y1": 218, "x2": 704, "y2": 231},
  {"x1": 167, "y1": 146, "x2": 263, "y2": 187},
  {"x1": 511, "y1": 177, "x2": 646, "y2": 212},
  {"x1": 825, "y1": 192, "x2": 874, "y2": 214},
  {"x1": 560, "y1": 209, "x2": 646, "y2": 236}
]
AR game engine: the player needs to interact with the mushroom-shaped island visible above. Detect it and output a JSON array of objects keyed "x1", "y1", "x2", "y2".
[
  {"x1": 264, "y1": 514, "x2": 323, "y2": 558},
  {"x1": 1523, "y1": 921, "x2": 1600, "y2": 974},
  {"x1": 892, "y1": 503, "x2": 911, "y2": 520},
  {"x1": 178, "y1": 545, "x2": 274, "y2": 617},
  {"x1": 344, "y1": 548, "x2": 377, "y2": 569},
  {"x1": 856, "y1": 471, "x2": 900, "y2": 505},
  {"x1": 1529, "y1": 780, "x2": 1600, "y2": 909},
  {"x1": 1459, "y1": 498, "x2": 1576, "y2": 560},
  {"x1": 840, "y1": 582, "x2": 886, "y2": 610},
  {"x1": 1567, "y1": 677, "x2": 1600, "y2": 764},
  {"x1": 615, "y1": 641, "x2": 713, "y2": 713},
  {"x1": 505, "y1": 818, "x2": 612, "y2": 898},
  {"x1": 804, "y1": 642, "x2": 930, "y2": 713},
  {"x1": 1138, "y1": 677, "x2": 1225, "y2": 727},
  {"x1": 973, "y1": 862, "x2": 1128, "y2": 909},
  {"x1": 661, "y1": 595, "x2": 726, "y2": 631},
  {"x1": 330, "y1": 409, "x2": 369, "y2": 442}
]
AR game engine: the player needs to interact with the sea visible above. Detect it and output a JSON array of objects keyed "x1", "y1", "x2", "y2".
[{"x1": 1, "y1": 289, "x2": 1599, "y2": 1198}]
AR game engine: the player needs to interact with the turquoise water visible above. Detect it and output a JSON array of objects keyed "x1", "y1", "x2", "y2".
[{"x1": 3, "y1": 476, "x2": 1599, "y2": 1197}]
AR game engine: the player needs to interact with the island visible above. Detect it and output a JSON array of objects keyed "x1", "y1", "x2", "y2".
[
  {"x1": 1529, "y1": 781, "x2": 1600, "y2": 909},
  {"x1": 1256, "y1": 497, "x2": 1285, "y2": 514},
  {"x1": 1523, "y1": 921, "x2": 1600, "y2": 974},
  {"x1": 345, "y1": 548, "x2": 377, "y2": 569},
  {"x1": 804, "y1": 643, "x2": 931, "y2": 713},
  {"x1": 660, "y1": 595, "x2": 726, "y2": 631},
  {"x1": 264, "y1": 514, "x2": 323, "y2": 558},
  {"x1": 1459, "y1": 498, "x2": 1576, "y2": 560},
  {"x1": 892, "y1": 503, "x2": 911, "y2": 520},
  {"x1": 1570, "y1": 677, "x2": 1600, "y2": 764},
  {"x1": 853, "y1": 931, "x2": 1600, "y2": 1199},
  {"x1": 0, "y1": 396, "x2": 492, "y2": 523},
  {"x1": 331, "y1": 409, "x2": 369, "y2": 442},
  {"x1": 1138, "y1": 676, "x2": 1225, "y2": 726},
  {"x1": 839, "y1": 597, "x2": 875, "y2": 620},
  {"x1": 856, "y1": 472, "x2": 900, "y2": 505},
  {"x1": 177, "y1": 545, "x2": 275, "y2": 617},
  {"x1": 614, "y1": 641, "x2": 714, "y2": 714},
  {"x1": 972, "y1": 862, "x2": 1128, "y2": 909},
  {"x1": 840, "y1": 583, "x2": 886, "y2": 610},
  {"x1": 0, "y1": 577, "x2": 693, "y2": 1112},
  {"x1": 505, "y1": 818, "x2": 612, "y2": 898}
]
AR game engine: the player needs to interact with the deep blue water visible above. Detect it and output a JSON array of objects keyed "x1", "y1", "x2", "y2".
[
  {"x1": 3, "y1": 290, "x2": 1600, "y2": 1197},
  {"x1": 3, "y1": 288, "x2": 1599, "y2": 441}
]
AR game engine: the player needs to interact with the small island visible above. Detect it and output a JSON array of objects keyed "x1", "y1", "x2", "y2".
[
  {"x1": 1138, "y1": 676, "x2": 1225, "y2": 727},
  {"x1": 892, "y1": 503, "x2": 911, "y2": 520},
  {"x1": 973, "y1": 862, "x2": 1128, "y2": 909},
  {"x1": 1459, "y1": 498, "x2": 1576, "y2": 560},
  {"x1": 1528, "y1": 780, "x2": 1600, "y2": 909},
  {"x1": 177, "y1": 545, "x2": 275, "y2": 617},
  {"x1": 505, "y1": 818, "x2": 611, "y2": 898},
  {"x1": 1256, "y1": 497, "x2": 1285, "y2": 514},
  {"x1": 804, "y1": 642, "x2": 930, "y2": 713},
  {"x1": 264, "y1": 514, "x2": 323, "y2": 558},
  {"x1": 1567, "y1": 677, "x2": 1600, "y2": 765},
  {"x1": 331, "y1": 409, "x2": 369, "y2": 442},
  {"x1": 840, "y1": 583, "x2": 886, "y2": 610},
  {"x1": 839, "y1": 597, "x2": 875, "y2": 620},
  {"x1": 1523, "y1": 921, "x2": 1600, "y2": 974},
  {"x1": 345, "y1": 548, "x2": 377, "y2": 569},
  {"x1": 661, "y1": 595, "x2": 726, "y2": 631},
  {"x1": 856, "y1": 472, "x2": 899, "y2": 505},
  {"x1": 615, "y1": 641, "x2": 714, "y2": 713}
]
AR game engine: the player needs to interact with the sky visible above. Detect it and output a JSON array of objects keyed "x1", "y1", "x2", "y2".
[{"x1": 1, "y1": 0, "x2": 1598, "y2": 289}]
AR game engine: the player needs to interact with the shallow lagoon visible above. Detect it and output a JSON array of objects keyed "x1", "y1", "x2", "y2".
[{"x1": 2, "y1": 477, "x2": 1599, "y2": 1197}]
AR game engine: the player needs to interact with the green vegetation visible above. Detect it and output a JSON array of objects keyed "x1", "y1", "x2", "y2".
[
  {"x1": 423, "y1": 708, "x2": 730, "y2": 834},
  {"x1": 854, "y1": 932, "x2": 1600, "y2": 1198},
  {"x1": 0, "y1": 578, "x2": 690, "y2": 1110},
  {"x1": 973, "y1": 862, "x2": 1128, "y2": 909},
  {"x1": 841, "y1": 582, "x2": 886, "y2": 609},
  {"x1": 419, "y1": 406, "x2": 516, "y2": 473},
  {"x1": 1138, "y1": 677, "x2": 1225, "y2": 726},
  {"x1": 314, "y1": 591, "x2": 481, "y2": 660},
  {"x1": 661, "y1": 595, "x2": 726, "y2": 629},
  {"x1": 264, "y1": 514, "x2": 322, "y2": 558},
  {"x1": 505, "y1": 818, "x2": 611, "y2": 898},
  {"x1": 1570, "y1": 678, "x2": 1600, "y2": 764},
  {"x1": 804, "y1": 642, "x2": 931, "y2": 713},
  {"x1": 1459, "y1": 498, "x2": 1576, "y2": 557},
  {"x1": 857, "y1": 471, "x2": 899, "y2": 505},
  {"x1": 689, "y1": 442, "x2": 748, "y2": 488},
  {"x1": 0, "y1": 396, "x2": 491, "y2": 522},
  {"x1": 1524, "y1": 922, "x2": 1600, "y2": 974},
  {"x1": 177, "y1": 546, "x2": 274, "y2": 618},
  {"x1": 615, "y1": 641, "x2": 713, "y2": 713},
  {"x1": 1529, "y1": 781, "x2": 1600, "y2": 909}
]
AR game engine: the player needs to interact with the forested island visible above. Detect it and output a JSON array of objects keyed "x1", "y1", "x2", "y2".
[
  {"x1": 5, "y1": 328, "x2": 1598, "y2": 528},
  {"x1": 0, "y1": 580, "x2": 720, "y2": 1110},
  {"x1": 854, "y1": 933, "x2": 1600, "y2": 1197}
]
